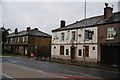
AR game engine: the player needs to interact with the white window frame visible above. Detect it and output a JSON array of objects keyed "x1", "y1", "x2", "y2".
[{"x1": 107, "y1": 27, "x2": 115, "y2": 39}]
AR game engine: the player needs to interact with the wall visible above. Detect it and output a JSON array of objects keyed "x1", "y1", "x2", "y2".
[
  {"x1": 52, "y1": 27, "x2": 98, "y2": 44},
  {"x1": 98, "y1": 23, "x2": 120, "y2": 62},
  {"x1": 52, "y1": 26, "x2": 98, "y2": 62},
  {"x1": 98, "y1": 23, "x2": 120, "y2": 43}
]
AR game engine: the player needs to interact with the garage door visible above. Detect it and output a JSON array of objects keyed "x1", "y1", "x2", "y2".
[{"x1": 101, "y1": 46, "x2": 120, "y2": 65}]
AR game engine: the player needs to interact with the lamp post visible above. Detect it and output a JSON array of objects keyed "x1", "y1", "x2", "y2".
[{"x1": 83, "y1": 0, "x2": 86, "y2": 64}]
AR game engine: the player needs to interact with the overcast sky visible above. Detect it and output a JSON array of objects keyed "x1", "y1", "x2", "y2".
[{"x1": 1, "y1": 1, "x2": 119, "y2": 34}]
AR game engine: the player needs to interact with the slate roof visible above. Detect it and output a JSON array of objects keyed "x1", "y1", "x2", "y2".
[
  {"x1": 52, "y1": 11, "x2": 120, "y2": 32},
  {"x1": 7, "y1": 29, "x2": 52, "y2": 38}
]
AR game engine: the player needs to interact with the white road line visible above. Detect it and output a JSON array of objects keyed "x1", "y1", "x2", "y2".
[
  {"x1": 8, "y1": 60, "x2": 17, "y2": 64},
  {"x1": 0, "y1": 56, "x2": 11, "y2": 57},
  {"x1": 1, "y1": 73, "x2": 14, "y2": 79}
]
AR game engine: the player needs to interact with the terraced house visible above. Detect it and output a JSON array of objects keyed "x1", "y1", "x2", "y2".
[
  {"x1": 5, "y1": 27, "x2": 51, "y2": 57},
  {"x1": 51, "y1": 4, "x2": 120, "y2": 65}
]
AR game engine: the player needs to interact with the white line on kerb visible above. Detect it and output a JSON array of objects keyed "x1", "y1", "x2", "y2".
[{"x1": 1, "y1": 73, "x2": 13, "y2": 79}]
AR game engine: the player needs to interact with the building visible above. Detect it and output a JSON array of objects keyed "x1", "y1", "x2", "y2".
[
  {"x1": 98, "y1": 4, "x2": 120, "y2": 65},
  {"x1": 5, "y1": 27, "x2": 52, "y2": 58},
  {"x1": 51, "y1": 3, "x2": 120, "y2": 65}
]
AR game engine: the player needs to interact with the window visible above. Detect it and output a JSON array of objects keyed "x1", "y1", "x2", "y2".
[
  {"x1": 107, "y1": 27, "x2": 115, "y2": 39},
  {"x1": 18, "y1": 37, "x2": 19, "y2": 43},
  {"x1": 61, "y1": 33, "x2": 64, "y2": 41},
  {"x1": 66, "y1": 49, "x2": 69, "y2": 55},
  {"x1": 85, "y1": 30, "x2": 89, "y2": 40},
  {"x1": 78, "y1": 49, "x2": 82, "y2": 56},
  {"x1": 71, "y1": 31, "x2": 76, "y2": 40},
  {"x1": 10, "y1": 38, "x2": 13, "y2": 43},
  {"x1": 26, "y1": 36, "x2": 28, "y2": 42},
  {"x1": 23, "y1": 36, "x2": 25, "y2": 42}
]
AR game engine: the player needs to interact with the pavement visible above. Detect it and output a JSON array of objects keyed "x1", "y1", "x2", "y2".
[
  {"x1": 1, "y1": 56, "x2": 120, "y2": 80},
  {"x1": 2, "y1": 62, "x2": 65, "y2": 78}
]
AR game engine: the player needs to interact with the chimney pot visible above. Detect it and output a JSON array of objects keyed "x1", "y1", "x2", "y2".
[
  {"x1": 27, "y1": 27, "x2": 31, "y2": 31},
  {"x1": 34, "y1": 28, "x2": 38, "y2": 30},
  {"x1": 14, "y1": 28, "x2": 18, "y2": 34},
  {"x1": 104, "y1": 3, "x2": 113, "y2": 19}
]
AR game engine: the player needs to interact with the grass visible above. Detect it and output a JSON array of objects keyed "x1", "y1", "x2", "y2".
[{"x1": 2, "y1": 53, "x2": 17, "y2": 56}]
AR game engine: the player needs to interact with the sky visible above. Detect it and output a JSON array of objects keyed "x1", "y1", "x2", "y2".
[{"x1": 0, "y1": 0, "x2": 119, "y2": 34}]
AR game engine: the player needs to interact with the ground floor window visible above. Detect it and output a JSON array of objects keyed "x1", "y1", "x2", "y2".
[
  {"x1": 78, "y1": 49, "x2": 82, "y2": 56},
  {"x1": 66, "y1": 49, "x2": 69, "y2": 55}
]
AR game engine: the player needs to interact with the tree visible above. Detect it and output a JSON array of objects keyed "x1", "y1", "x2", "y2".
[{"x1": 1, "y1": 26, "x2": 11, "y2": 43}]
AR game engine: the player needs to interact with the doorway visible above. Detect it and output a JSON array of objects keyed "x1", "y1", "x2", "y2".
[{"x1": 71, "y1": 46, "x2": 75, "y2": 59}]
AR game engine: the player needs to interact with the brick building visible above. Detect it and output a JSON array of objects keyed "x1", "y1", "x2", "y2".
[{"x1": 5, "y1": 27, "x2": 51, "y2": 58}]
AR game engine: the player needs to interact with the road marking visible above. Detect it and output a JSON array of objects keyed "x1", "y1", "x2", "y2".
[
  {"x1": 1, "y1": 56, "x2": 11, "y2": 57},
  {"x1": 1, "y1": 73, "x2": 14, "y2": 79},
  {"x1": 58, "y1": 69, "x2": 102, "y2": 79},
  {"x1": 8, "y1": 60, "x2": 17, "y2": 64}
]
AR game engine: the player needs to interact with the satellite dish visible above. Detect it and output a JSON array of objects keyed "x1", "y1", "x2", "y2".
[{"x1": 113, "y1": 31, "x2": 117, "y2": 36}]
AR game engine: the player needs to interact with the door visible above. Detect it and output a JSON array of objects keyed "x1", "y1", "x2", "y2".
[
  {"x1": 71, "y1": 46, "x2": 75, "y2": 59},
  {"x1": 60, "y1": 46, "x2": 64, "y2": 55},
  {"x1": 101, "y1": 46, "x2": 120, "y2": 65},
  {"x1": 83, "y1": 46, "x2": 89, "y2": 57}
]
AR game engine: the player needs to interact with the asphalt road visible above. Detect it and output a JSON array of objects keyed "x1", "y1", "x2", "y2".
[{"x1": 2, "y1": 56, "x2": 120, "y2": 79}]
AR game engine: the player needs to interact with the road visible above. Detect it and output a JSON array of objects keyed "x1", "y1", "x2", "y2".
[{"x1": 1, "y1": 56, "x2": 120, "y2": 80}]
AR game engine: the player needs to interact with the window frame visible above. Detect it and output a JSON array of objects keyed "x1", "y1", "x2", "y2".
[
  {"x1": 61, "y1": 33, "x2": 65, "y2": 41},
  {"x1": 107, "y1": 27, "x2": 115, "y2": 39},
  {"x1": 78, "y1": 49, "x2": 82, "y2": 56},
  {"x1": 71, "y1": 31, "x2": 76, "y2": 40},
  {"x1": 85, "y1": 30, "x2": 89, "y2": 40}
]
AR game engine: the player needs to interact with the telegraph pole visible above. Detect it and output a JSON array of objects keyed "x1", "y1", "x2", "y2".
[{"x1": 83, "y1": 0, "x2": 86, "y2": 64}]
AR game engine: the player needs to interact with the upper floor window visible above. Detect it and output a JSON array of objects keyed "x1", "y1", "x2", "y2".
[
  {"x1": 85, "y1": 30, "x2": 93, "y2": 40},
  {"x1": 10, "y1": 38, "x2": 13, "y2": 43},
  {"x1": 61, "y1": 33, "x2": 64, "y2": 41},
  {"x1": 23, "y1": 36, "x2": 25, "y2": 42},
  {"x1": 71, "y1": 31, "x2": 76, "y2": 40},
  {"x1": 18, "y1": 37, "x2": 19, "y2": 43},
  {"x1": 26, "y1": 36, "x2": 28, "y2": 42},
  {"x1": 107, "y1": 27, "x2": 115, "y2": 39},
  {"x1": 85, "y1": 30, "x2": 89, "y2": 40}
]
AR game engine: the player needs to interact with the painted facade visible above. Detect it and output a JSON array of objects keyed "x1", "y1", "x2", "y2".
[{"x1": 52, "y1": 27, "x2": 98, "y2": 62}]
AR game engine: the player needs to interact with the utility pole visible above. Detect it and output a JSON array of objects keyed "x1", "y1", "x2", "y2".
[{"x1": 83, "y1": 0, "x2": 86, "y2": 64}]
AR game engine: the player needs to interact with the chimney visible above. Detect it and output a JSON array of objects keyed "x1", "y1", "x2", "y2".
[
  {"x1": 104, "y1": 3, "x2": 113, "y2": 19},
  {"x1": 27, "y1": 27, "x2": 31, "y2": 31},
  {"x1": 60, "y1": 20, "x2": 66, "y2": 28},
  {"x1": 34, "y1": 28, "x2": 38, "y2": 31},
  {"x1": 14, "y1": 28, "x2": 18, "y2": 34}
]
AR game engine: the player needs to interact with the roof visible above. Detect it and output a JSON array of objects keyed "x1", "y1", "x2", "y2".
[
  {"x1": 52, "y1": 11, "x2": 120, "y2": 32},
  {"x1": 7, "y1": 29, "x2": 52, "y2": 38}
]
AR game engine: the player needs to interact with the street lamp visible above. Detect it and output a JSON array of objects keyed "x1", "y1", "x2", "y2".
[{"x1": 83, "y1": 0, "x2": 87, "y2": 64}]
